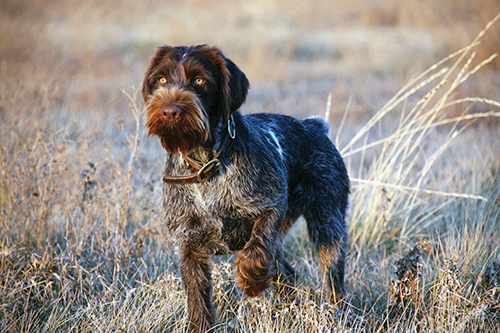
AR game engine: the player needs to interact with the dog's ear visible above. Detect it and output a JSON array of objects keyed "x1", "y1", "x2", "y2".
[
  {"x1": 142, "y1": 45, "x2": 177, "y2": 103},
  {"x1": 223, "y1": 57, "x2": 250, "y2": 119},
  {"x1": 198, "y1": 45, "x2": 249, "y2": 123}
]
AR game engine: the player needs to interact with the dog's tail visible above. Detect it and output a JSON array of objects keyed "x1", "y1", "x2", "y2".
[{"x1": 303, "y1": 115, "x2": 329, "y2": 135}]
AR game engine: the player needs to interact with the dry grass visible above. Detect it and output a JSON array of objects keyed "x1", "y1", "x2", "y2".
[{"x1": 1, "y1": 1, "x2": 500, "y2": 332}]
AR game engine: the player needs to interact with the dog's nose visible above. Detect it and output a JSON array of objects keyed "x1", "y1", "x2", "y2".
[{"x1": 161, "y1": 105, "x2": 182, "y2": 122}]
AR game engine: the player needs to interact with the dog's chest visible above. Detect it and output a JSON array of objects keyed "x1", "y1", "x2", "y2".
[
  {"x1": 162, "y1": 153, "x2": 283, "y2": 249},
  {"x1": 189, "y1": 164, "x2": 263, "y2": 218}
]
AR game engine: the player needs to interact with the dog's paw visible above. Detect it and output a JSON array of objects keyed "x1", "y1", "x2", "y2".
[{"x1": 234, "y1": 242, "x2": 272, "y2": 297}]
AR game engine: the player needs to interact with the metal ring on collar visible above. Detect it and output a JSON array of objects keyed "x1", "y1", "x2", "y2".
[
  {"x1": 228, "y1": 115, "x2": 236, "y2": 139},
  {"x1": 196, "y1": 159, "x2": 221, "y2": 182}
]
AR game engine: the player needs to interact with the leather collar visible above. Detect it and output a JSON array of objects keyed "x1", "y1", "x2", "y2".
[{"x1": 162, "y1": 115, "x2": 235, "y2": 185}]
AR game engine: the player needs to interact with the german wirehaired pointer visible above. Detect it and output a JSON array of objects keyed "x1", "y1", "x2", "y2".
[{"x1": 142, "y1": 44, "x2": 349, "y2": 332}]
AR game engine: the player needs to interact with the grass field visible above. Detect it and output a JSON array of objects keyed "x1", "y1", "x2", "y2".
[{"x1": 1, "y1": 0, "x2": 500, "y2": 331}]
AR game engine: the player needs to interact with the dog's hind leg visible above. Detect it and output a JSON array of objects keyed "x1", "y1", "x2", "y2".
[
  {"x1": 296, "y1": 141, "x2": 349, "y2": 304},
  {"x1": 304, "y1": 201, "x2": 348, "y2": 304}
]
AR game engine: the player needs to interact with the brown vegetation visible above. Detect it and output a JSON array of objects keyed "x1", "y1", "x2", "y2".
[{"x1": 1, "y1": 0, "x2": 500, "y2": 331}]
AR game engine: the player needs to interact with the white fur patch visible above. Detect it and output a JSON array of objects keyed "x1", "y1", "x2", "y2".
[{"x1": 268, "y1": 130, "x2": 283, "y2": 159}]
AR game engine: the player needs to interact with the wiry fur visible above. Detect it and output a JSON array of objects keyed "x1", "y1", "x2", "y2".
[
  {"x1": 145, "y1": 87, "x2": 209, "y2": 154},
  {"x1": 142, "y1": 44, "x2": 350, "y2": 333}
]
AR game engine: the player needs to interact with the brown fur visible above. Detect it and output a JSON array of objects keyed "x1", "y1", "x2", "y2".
[
  {"x1": 234, "y1": 209, "x2": 279, "y2": 296},
  {"x1": 318, "y1": 244, "x2": 345, "y2": 303},
  {"x1": 145, "y1": 87, "x2": 209, "y2": 154}
]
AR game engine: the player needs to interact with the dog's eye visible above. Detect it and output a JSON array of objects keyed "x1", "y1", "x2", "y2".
[
  {"x1": 158, "y1": 77, "x2": 167, "y2": 84},
  {"x1": 193, "y1": 78, "x2": 205, "y2": 86}
]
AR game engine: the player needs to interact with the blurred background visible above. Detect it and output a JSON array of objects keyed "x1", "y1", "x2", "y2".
[{"x1": 2, "y1": 0, "x2": 499, "y2": 122}]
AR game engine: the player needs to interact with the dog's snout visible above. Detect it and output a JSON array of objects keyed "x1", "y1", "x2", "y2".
[{"x1": 161, "y1": 105, "x2": 182, "y2": 122}]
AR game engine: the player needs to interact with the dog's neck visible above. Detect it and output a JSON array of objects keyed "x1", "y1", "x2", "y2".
[
  {"x1": 184, "y1": 146, "x2": 213, "y2": 165},
  {"x1": 167, "y1": 113, "x2": 239, "y2": 180},
  {"x1": 163, "y1": 130, "x2": 229, "y2": 185},
  {"x1": 191, "y1": 113, "x2": 237, "y2": 161}
]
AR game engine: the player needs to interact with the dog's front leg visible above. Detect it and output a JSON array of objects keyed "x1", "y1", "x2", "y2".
[
  {"x1": 234, "y1": 209, "x2": 281, "y2": 297},
  {"x1": 179, "y1": 241, "x2": 215, "y2": 333}
]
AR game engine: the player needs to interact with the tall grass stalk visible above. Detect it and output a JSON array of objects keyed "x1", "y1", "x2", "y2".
[{"x1": 341, "y1": 14, "x2": 500, "y2": 252}]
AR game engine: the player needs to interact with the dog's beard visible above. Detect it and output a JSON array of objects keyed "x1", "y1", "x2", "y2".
[{"x1": 145, "y1": 88, "x2": 210, "y2": 155}]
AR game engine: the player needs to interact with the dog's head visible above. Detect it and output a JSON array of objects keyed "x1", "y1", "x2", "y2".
[{"x1": 142, "y1": 45, "x2": 249, "y2": 155}]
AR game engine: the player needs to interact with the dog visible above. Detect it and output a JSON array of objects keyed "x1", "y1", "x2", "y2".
[{"x1": 142, "y1": 44, "x2": 349, "y2": 332}]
